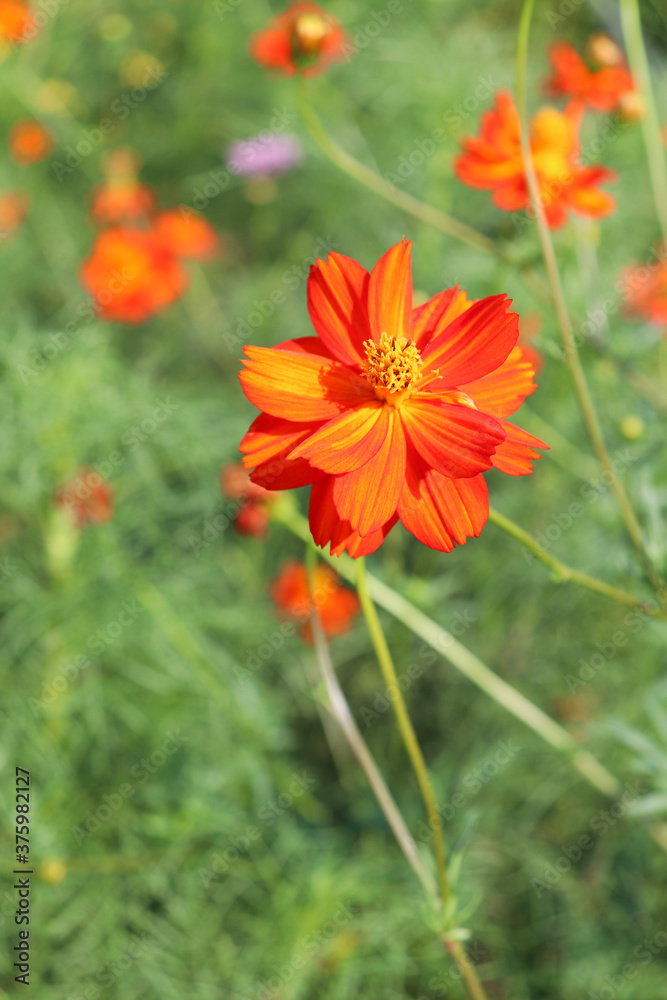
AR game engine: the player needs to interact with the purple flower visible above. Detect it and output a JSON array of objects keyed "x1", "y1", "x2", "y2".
[{"x1": 227, "y1": 133, "x2": 303, "y2": 178}]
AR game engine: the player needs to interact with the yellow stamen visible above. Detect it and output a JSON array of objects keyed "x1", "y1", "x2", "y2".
[
  {"x1": 292, "y1": 13, "x2": 329, "y2": 56},
  {"x1": 363, "y1": 332, "x2": 423, "y2": 407}
]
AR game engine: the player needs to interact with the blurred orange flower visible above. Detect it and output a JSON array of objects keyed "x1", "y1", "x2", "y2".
[
  {"x1": 154, "y1": 208, "x2": 220, "y2": 261},
  {"x1": 0, "y1": 0, "x2": 35, "y2": 43},
  {"x1": 90, "y1": 178, "x2": 157, "y2": 226},
  {"x1": 55, "y1": 468, "x2": 115, "y2": 527},
  {"x1": 220, "y1": 463, "x2": 278, "y2": 537},
  {"x1": 10, "y1": 119, "x2": 54, "y2": 165},
  {"x1": 249, "y1": 1, "x2": 348, "y2": 76},
  {"x1": 456, "y1": 90, "x2": 616, "y2": 229},
  {"x1": 239, "y1": 240, "x2": 546, "y2": 557},
  {"x1": 0, "y1": 190, "x2": 28, "y2": 243},
  {"x1": 619, "y1": 259, "x2": 667, "y2": 332},
  {"x1": 80, "y1": 227, "x2": 187, "y2": 324},
  {"x1": 544, "y1": 39, "x2": 635, "y2": 115},
  {"x1": 270, "y1": 560, "x2": 359, "y2": 642}
]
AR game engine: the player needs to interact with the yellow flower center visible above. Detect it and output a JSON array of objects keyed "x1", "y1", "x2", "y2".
[
  {"x1": 363, "y1": 332, "x2": 424, "y2": 407},
  {"x1": 292, "y1": 13, "x2": 329, "y2": 57}
]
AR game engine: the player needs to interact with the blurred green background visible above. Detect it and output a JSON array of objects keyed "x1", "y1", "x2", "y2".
[{"x1": 1, "y1": 0, "x2": 667, "y2": 997}]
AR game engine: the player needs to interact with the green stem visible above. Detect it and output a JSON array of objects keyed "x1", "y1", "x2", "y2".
[
  {"x1": 516, "y1": 0, "x2": 664, "y2": 596},
  {"x1": 488, "y1": 507, "x2": 666, "y2": 616},
  {"x1": 356, "y1": 558, "x2": 452, "y2": 908},
  {"x1": 305, "y1": 546, "x2": 437, "y2": 898},
  {"x1": 294, "y1": 76, "x2": 497, "y2": 258},
  {"x1": 619, "y1": 0, "x2": 667, "y2": 245}
]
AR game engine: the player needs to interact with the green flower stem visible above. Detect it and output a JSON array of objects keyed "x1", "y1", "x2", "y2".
[
  {"x1": 294, "y1": 77, "x2": 497, "y2": 258},
  {"x1": 516, "y1": 0, "x2": 664, "y2": 597},
  {"x1": 305, "y1": 546, "x2": 437, "y2": 898},
  {"x1": 488, "y1": 507, "x2": 666, "y2": 616},
  {"x1": 274, "y1": 508, "x2": 667, "y2": 847},
  {"x1": 620, "y1": 0, "x2": 667, "y2": 245},
  {"x1": 356, "y1": 556, "x2": 453, "y2": 910}
]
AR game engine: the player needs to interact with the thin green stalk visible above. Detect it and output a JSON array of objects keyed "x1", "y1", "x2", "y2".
[
  {"x1": 516, "y1": 0, "x2": 664, "y2": 596},
  {"x1": 305, "y1": 547, "x2": 437, "y2": 898},
  {"x1": 294, "y1": 77, "x2": 497, "y2": 257},
  {"x1": 357, "y1": 557, "x2": 492, "y2": 999},
  {"x1": 488, "y1": 507, "x2": 667, "y2": 617},
  {"x1": 356, "y1": 558, "x2": 452, "y2": 909},
  {"x1": 620, "y1": 0, "x2": 667, "y2": 244},
  {"x1": 276, "y1": 510, "x2": 638, "y2": 791}
]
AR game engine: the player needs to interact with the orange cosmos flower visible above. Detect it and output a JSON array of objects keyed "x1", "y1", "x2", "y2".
[
  {"x1": 0, "y1": 0, "x2": 35, "y2": 43},
  {"x1": 544, "y1": 39, "x2": 635, "y2": 115},
  {"x1": 270, "y1": 560, "x2": 359, "y2": 642},
  {"x1": 10, "y1": 120, "x2": 54, "y2": 166},
  {"x1": 0, "y1": 190, "x2": 28, "y2": 244},
  {"x1": 456, "y1": 90, "x2": 616, "y2": 229},
  {"x1": 239, "y1": 240, "x2": 547, "y2": 557},
  {"x1": 220, "y1": 463, "x2": 278, "y2": 537},
  {"x1": 250, "y1": 1, "x2": 348, "y2": 77},
  {"x1": 55, "y1": 468, "x2": 114, "y2": 528},
  {"x1": 154, "y1": 208, "x2": 220, "y2": 261},
  {"x1": 619, "y1": 259, "x2": 667, "y2": 332},
  {"x1": 80, "y1": 227, "x2": 187, "y2": 324}
]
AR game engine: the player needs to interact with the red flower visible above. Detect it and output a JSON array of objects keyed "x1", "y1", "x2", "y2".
[
  {"x1": 10, "y1": 120, "x2": 54, "y2": 165},
  {"x1": 455, "y1": 90, "x2": 616, "y2": 229},
  {"x1": 220, "y1": 463, "x2": 278, "y2": 537},
  {"x1": 239, "y1": 240, "x2": 546, "y2": 557},
  {"x1": 270, "y1": 560, "x2": 359, "y2": 641},
  {"x1": 544, "y1": 39, "x2": 635, "y2": 115},
  {"x1": 55, "y1": 468, "x2": 114, "y2": 527},
  {"x1": 0, "y1": 190, "x2": 28, "y2": 243},
  {"x1": 619, "y1": 259, "x2": 667, "y2": 331},
  {"x1": 80, "y1": 227, "x2": 187, "y2": 324},
  {"x1": 154, "y1": 209, "x2": 220, "y2": 261},
  {"x1": 250, "y1": 1, "x2": 348, "y2": 77},
  {"x1": 0, "y1": 0, "x2": 35, "y2": 43}
]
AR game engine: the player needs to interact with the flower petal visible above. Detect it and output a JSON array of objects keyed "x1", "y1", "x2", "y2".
[
  {"x1": 400, "y1": 396, "x2": 505, "y2": 478},
  {"x1": 307, "y1": 253, "x2": 371, "y2": 366},
  {"x1": 274, "y1": 336, "x2": 336, "y2": 358},
  {"x1": 332, "y1": 408, "x2": 406, "y2": 535},
  {"x1": 309, "y1": 478, "x2": 398, "y2": 557},
  {"x1": 289, "y1": 400, "x2": 387, "y2": 474},
  {"x1": 459, "y1": 345, "x2": 537, "y2": 417},
  {"x1": 398, "y1": 458, "x2": 489, "y2": 552},
  {"x1": 368, "y1": 239, "x2": 413, "y2": 343},
  {"x1": 420, "y1": 294, "x2": 519, "y2": 387},
  {"x1": 411, "y1": 286, "x2": 472, "y2": 350},
  {"x1": 240, "y1": 412, "x2": 325, "y2": 489},
  {"x1": 240, "y1": 345, "x2": 373, "y2": 421},
  {"x1": 491, "y1": 420, "x2": 547, "y2": 476}
]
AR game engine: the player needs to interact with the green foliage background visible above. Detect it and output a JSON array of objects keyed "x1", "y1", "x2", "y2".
[{"x1": 1, "y1": 0, "x2": 667, "y2": 997}]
